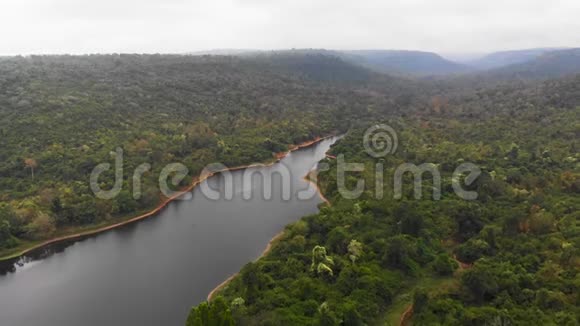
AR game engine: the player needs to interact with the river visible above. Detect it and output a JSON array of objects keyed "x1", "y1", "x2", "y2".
[{"x1": 0, "y1": 137, "x2": 337, "y2": 326}]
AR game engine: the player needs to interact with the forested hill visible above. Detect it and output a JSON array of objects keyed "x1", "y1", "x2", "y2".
[
  {"x1": 213, "y1": 49, "x2": 471, "y2": 77},
  {"x1": 439, "y1": 48, "x2": 580, "y2": 91},
  {"x1": 480, "y1": 48, "x2": 580, "y2": 81},
  {"x1": 243, "y1": 51, "x2": 377, "y2": 83},
  {"x1": 343, "y1": 50, "x2": 470, "y2": 76},
  {"x1": 435, "y1": 73, "x2": 580, "y2": 119},
  {"x1": 187, "y1": 66, "x2": 580, "y2": 325},
  {"x1": 466, "y1": 48, "x2": 562, "y2": 70},
  {"x1": 0, "y1": 53, "x2": 420, "y2": 256}
]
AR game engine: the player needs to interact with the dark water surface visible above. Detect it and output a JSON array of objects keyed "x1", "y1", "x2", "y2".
[{"x1": 0, "y1": 137, "x2": 337, "y2": 326}]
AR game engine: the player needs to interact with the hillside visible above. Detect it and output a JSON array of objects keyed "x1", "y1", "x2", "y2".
[
  {"x1": 467, "y1": 48, "x2": 564, "y2": 70},
  {"x1": 0, "y1": 53, "x2": 421, "y2": 257},
  {"x1": 434, "y1": 48, "x2": 580, "y2": 92},
  {"x1": 483, "y1": 48, "x2": 580, "y2": 80},
  {"x1": 343, "y1": 50, "x2": 470, "y2": 76},
  {"x1": 193, "y1": 73, "x2": 579, "y2": 325},
  {"x1": 0, "y1": 51, "x2": 578, "y2": 326},
  {"x1": 243, "y1": 50, "x2": 377, "y2": 83}
]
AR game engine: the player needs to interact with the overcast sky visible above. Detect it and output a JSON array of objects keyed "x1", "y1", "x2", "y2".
[{"x1": 1, "y1": 0, "x2": 579, "y2": 56}]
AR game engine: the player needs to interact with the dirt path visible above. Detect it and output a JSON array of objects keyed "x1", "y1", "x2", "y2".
[
  {"x1": 453, "y1": 254, "x2": 473, "y2": 270},
  {"x1": 399, "y1": 304, "x2": 413, "y2": 326},
  {"x1": 393, "y1": 253, "x2": 471, "y2": 325}
]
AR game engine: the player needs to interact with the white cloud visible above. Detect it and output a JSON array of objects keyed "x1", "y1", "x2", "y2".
[{"x1": 0, "y1": 0, "x2": 578, "y2": 55}]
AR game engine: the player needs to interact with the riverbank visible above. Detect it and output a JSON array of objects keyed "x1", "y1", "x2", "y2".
[
  {"x1": 207, "y1": 230, "x2": 285, "y2": 301},
  {"x1": 206, "y1": 142, "x2": 335, "y2": 302},
  {"x1": 0, "y1": 135, "x2": 333, "y2": 263},
  {"x1": 304, "y1": 170, "x2": 331, "y2": 206}
]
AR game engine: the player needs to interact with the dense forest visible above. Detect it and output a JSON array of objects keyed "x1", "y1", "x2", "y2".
[
  {"x1": 0, "y1": 53, "x2": 421, "y2": 257},
  {"x1": 0, "y1": 51, "x2": 578, "y2": 325},
  {"x1": 198, "y1": 110, "x2": 578, "y2": 325},
  {"x1": 184, "y1": 52, "x2": 579, "y2": 325}
]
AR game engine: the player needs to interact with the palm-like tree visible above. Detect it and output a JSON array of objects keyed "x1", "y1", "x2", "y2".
[{"x1": 24, "y1": 158, "x2": 38, "y2": 180}]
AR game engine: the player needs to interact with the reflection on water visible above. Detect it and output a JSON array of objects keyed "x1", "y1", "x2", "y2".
[
  {"x1": 0, "y1": 137, "x2": 338, "y2": 326},
  {"x1": 0, "y1": 240, "x2": 75, "y2": 275}
]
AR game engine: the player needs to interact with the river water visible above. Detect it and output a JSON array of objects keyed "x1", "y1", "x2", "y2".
[{"x1": 0, "y1": 137, "x2": 337, "y2": 326}]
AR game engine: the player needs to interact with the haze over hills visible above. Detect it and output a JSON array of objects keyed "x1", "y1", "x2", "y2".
[
  {"x1": 188, "y1": 49, "x2": 261, "y2": 56},
  {"x1": 342, "y1": 50, "x2": 470, "y2": 76},
  {"x1": 480, "y1": 48, "x2": 580, "y2": 80},
  {"x1": 187, "y1": 47, "x2": 580, "y2": 78},
  {"x1": 466, "y1": 47, "x2": 569, "y2": 70},
  {"x1": 189, "y1": 49, "x2": 470, "y2": 76},
  {"x1": 344, "y1": 47, "x2": 580, "y2": 79}
]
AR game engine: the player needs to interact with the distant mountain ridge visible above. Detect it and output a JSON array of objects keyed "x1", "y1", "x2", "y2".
[
  {"x1": 188, "y1": 49, "x2": 260, "y2": 56},
  {"x1": 467, "y1": 47, "x2": 568, "y2": 70},
  {"x1": 187, "y1": 47, "x2": 580, "y2": 79},
  {"x1": 479, "y1": 48, "x2": 580, "y2": 80},
  {"x1": 188, "y1": 49, "x2": 469, "y2": 76},
  {"x1": 244, "y1": 50, "x2": 376, "y2": 83},
  {"x1": 343, "y1": 50, "x2": 470, "y2": 76}
]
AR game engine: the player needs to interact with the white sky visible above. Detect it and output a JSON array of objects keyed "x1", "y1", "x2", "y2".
[{"x1": 1, "y1": 0, "x2": 579, "y2": 56}]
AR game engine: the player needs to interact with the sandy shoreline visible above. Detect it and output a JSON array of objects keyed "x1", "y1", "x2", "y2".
[
  {"x1": 206, "y1": 230, "x2": 285, "y2": 301},
  {"x1": 0, "y1": 135, "x2": 333, "y2": 263}
]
